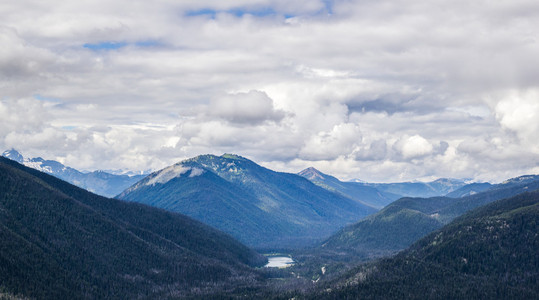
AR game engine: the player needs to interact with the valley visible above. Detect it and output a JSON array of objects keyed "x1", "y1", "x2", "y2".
[
  {"x1": 1, "y1": 152, "x2": 538, "y2": 299},
  {"x1": 117, "y1": 154, "x2": 377, "y2": 249},
  {"x1": 3, "y1": 1, "x2": 538, "y2": 298}
]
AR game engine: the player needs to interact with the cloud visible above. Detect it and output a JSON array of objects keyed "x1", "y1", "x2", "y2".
[
  {"x1": 393, "y1": 135, "x2": 434, "y2": 160},
  {"x1": 353, "y1": 139, "x2": 388, "y2": 161},
  {"x1": 1, "y1": 0, "x2": 538, "y2": 182},
  {"x1": 208, "y1": 90, "x2": 286, "y2": 124},
  {"x1": 494, "y1": 89, "x2": 539, "y2": 145},
  {"x1": 299, "y1": 123, "x2": 362, "y2": 161}
]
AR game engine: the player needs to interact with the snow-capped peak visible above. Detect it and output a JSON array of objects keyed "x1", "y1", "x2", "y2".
[{"x1": 2, "y1": 149, "x2": 24, "y2": 163}]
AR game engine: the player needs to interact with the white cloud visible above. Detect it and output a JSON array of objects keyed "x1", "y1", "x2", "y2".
[
  {"x1": 494, "y1": 89, "x2": 539, "y2": 145},
  {"x1": 208, "y1": 90, "x2": 285, "y2": 124},
  {"x1": 299, "y1": 123, "x2": 362, "y2": 161},
  {"x1": 394, "y1": 135, "x2": 435, "y2": 160},
  {"x1": 1, "y1": 0, "x2": 538, "y2": 182}
]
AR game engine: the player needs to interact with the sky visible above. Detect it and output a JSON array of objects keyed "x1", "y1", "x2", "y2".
[{"x1": 1, "y1": 0, "x2": 539, "y2": 183}]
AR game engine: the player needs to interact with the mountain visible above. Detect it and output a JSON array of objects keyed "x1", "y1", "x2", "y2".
[
  {"x1": 312, "y1": 190, "x2": 539, "y2": 299},
  {"x1": 2, "y1": 149, "x2": 146, "y2": 197},
  {"x1": 445, "y1": 182, "x2": 493, "y2": 197},
  {"x1": 0, "y1": 156, "x2": 266, "y2": 299},
  {"x1": 298, "y1": 167, "x2": 399, "y2": 209},
  {"x1": 321, "y1": 174, "x2": 539, "y2": 257},
  {"x1": 118, "y1": 154, "x2": 377, "y2": 249},
  {"x1": 364, "y1": 178, "x2": 467, "y2": 198},
  {"x1": 299, "y1": 167, "x2": 469, "y2": 207}
]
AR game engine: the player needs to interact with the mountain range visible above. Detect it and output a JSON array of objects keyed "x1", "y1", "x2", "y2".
[
  {"x1": 118, "y1": 154, "x2": 377, "y2": 249},
  {"x1": 311, "y1": 190, "x2": 539, "y2": 299},
  {"x1": 1, "y1": 148, "x2": 538, "y2": 299},
  {"x1": 2, "y1": 149, "x2": 146, "y2": 197},
  {"x1": 298, "y1": 167, "x2": 470, "y2": 208},
  {"x1": 321, "y1": 174, "x2": 539, "y2": 258},
  {"x1": 0, "y1": 156, "x2": 266, "y2": 299},
  {"x1": 298, "y1": 167, "x2": 399, "y2": 208}
]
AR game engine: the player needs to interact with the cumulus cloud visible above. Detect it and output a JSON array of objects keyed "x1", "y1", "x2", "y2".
[
  {"x1": 494, "y1": 89, "x2": 539, "y2": 145},
  {"x1": 353, "y1": 139, "x2": 388, "y2": 161},
  {"x1": 208, "y1": 90, "x2": 286, "y2": 124},
  {"x1": 1, "y1": 0, "x2": 538, "y2": 182},
  {"x1": 299, "y1": 123, "x2": 362, "y2": 161},
  {"x1": 392, "y1": 135, "x2": 448, "y2": 161}
]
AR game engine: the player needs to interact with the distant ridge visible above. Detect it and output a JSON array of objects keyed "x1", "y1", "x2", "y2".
[
  {"x1": 1, "y1": 149, "x2": 146, "y2": 197},
  {"x1": 119, "y1": 154, "x2": 377, "y2": 249},
  {"x1": 364, "y1": 177, "x2": 467, "y2": 198},
  {"x1": 446, "y1": 182, "x2": 493, "y2": 197},
  {"x1": 298, "y1": 167, "x2": 399, "y2": 208},
  {"x1": 321, "y1": 174, "x2": 539, "y2": 257},
  {"x1": 299, "y1": 167, "x2": 469, "y2": 209}
]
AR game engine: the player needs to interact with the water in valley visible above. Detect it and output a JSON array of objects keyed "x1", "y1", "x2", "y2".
[{"x1": 264, "y1": 256, "x2": 294, "y2": 268}]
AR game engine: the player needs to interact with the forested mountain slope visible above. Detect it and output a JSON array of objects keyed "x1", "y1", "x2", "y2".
[
  {"x1": 310, "y1": 190, "x2": 539, "y2": 299},
  {"x1": 0, "y1": 157, "x2": 265, "y2": 299},
  {"x1": 119, "y1": 154, "x2": 377, "y2": 249},
  {"x1": 322, "y1": 175, "x2": 539, "y2": 257}
]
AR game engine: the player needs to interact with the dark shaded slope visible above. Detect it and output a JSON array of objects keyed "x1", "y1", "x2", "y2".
[
  {"x1": 322, "y1": 175, "x2": 539, "y2": 256},
  {"x1": 313, "y1": 190, "x2": 539, "y2": 299},
  {"x1": 119, "y1": 154, "x2": 377, "y2": 249},
  {"x1": 0, "y1": 157, "x2": 265, "y2": 299},
  {"x1": 119, "y1": 168, "x2": 282, "y2": 246}
]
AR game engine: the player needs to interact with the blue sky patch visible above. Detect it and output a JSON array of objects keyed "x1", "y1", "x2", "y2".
[
  {"x1": 83, "y1": 40, "x2": 161, "y2": 50},
  {"x1": 33, "y1": 94, "x2": 61, "y2": 103},
  {"x1": 135, "y1": 40, "x2": 161, "y2": 47},
  {"x1": 83, "y1": 41, "x2": 128, "y2": 50},
  {"x1": 186, "y1": 7, "x2": 277, "y2": 18},
  {"x1": 322, "y1": 0, "x2": 334, "y2": 14}
]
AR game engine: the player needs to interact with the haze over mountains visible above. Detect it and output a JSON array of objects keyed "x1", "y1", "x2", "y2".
[
  {"x1": 118, "y1": 154, "x2": 377, "y2": 249},
  {"x1": 2, "y1": 149, "x2": 146, "y2": 197}
]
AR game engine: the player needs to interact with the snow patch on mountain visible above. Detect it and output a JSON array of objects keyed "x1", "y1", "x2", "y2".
[
  {"x1": 2, "y1": 149, "x2": 24, "y2": 163},
  {"x1": 189, "y1": 167, "x2": 204, "y2": 177},
  {"x1": 24, "y1": 161, "x2": 53, "y2": 173},
  {"x1": 146, "y1": 164, "x2": 204, "y2": 185}
]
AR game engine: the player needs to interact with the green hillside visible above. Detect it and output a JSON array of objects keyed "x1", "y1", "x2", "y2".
[
  {"x1": 309, "y1": 190, "x2": 539, "y2": 299},
  {"x1": 322, "y1": 175, "x2": 539, "y2": 256}
]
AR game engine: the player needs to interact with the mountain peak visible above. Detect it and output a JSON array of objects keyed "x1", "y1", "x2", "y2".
[
  {"x1": 501, "y1": 174, "x2": 539, "y2": 185},
  {"x1": 221, "y1": 153, "x2": 246, "y2": 160},
  {"x1": 119, "y1": 155, "x2": 376, "y2": 248},
  {"x1": 2, "y1": 149, "x2": 24, "y2": 163},
  {"x1": 185, "y1": 153, "x2": 248, "y2": 164},
  {"x1": 298, "y1": 167, "x2": 326, "y2": 181}
]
